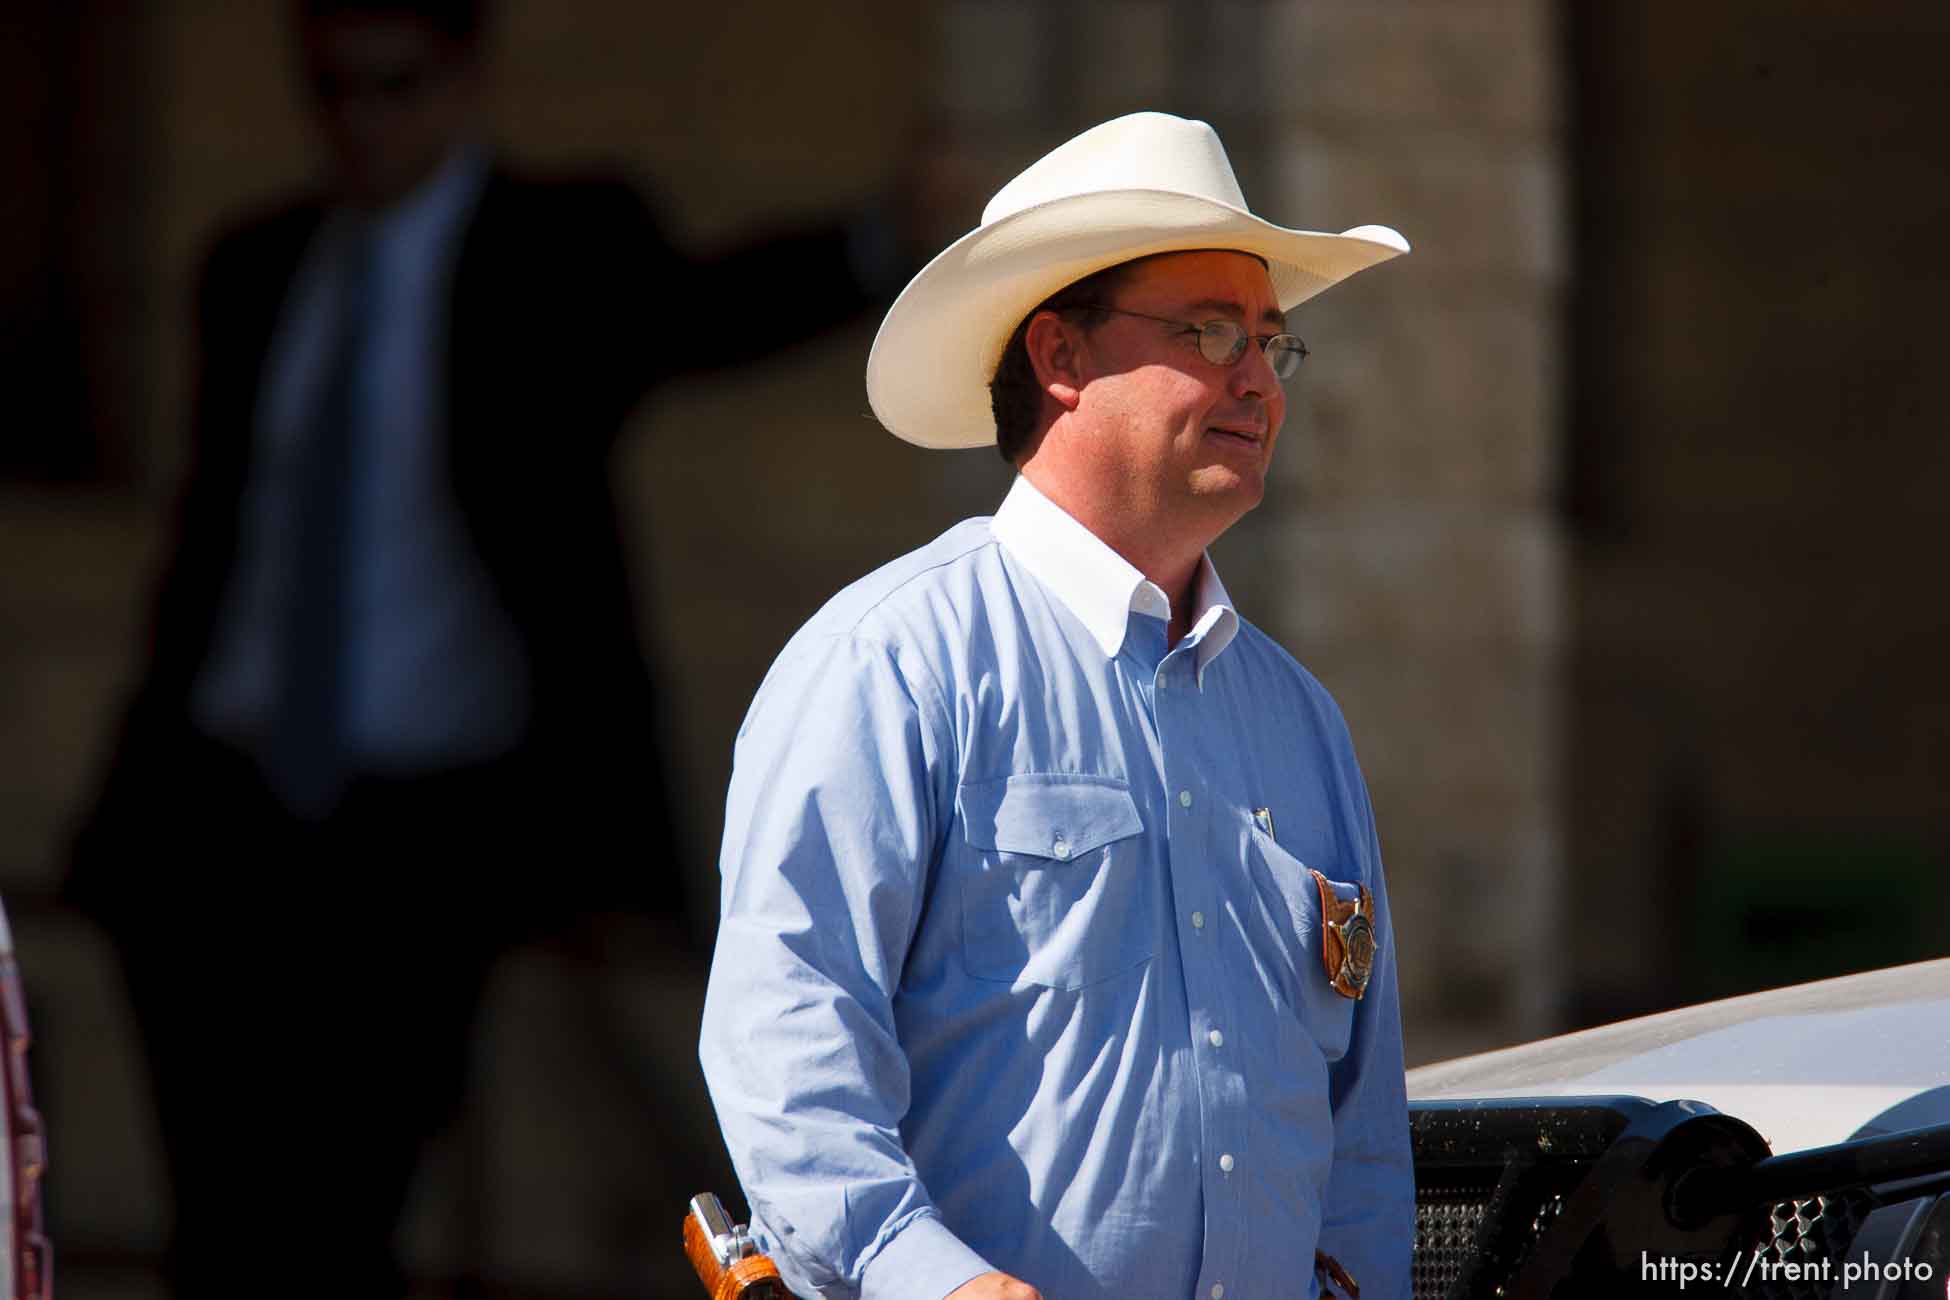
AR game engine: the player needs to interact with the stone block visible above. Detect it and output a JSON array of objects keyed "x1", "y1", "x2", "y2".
[
  {"x1": 0, "y1": 494, "x2": 156, "y2": 890},
  {"x1": 12, "y1": 910, "x2": 169, "y2": 1255},
  {"x1": 938, "y1": 0, "x2": 1052, "y2": 123},
  {"x1": 1383, "y1": 801, "x2": 1563, "y2": 1044},
  {"x1": 1271, "y1": 128, "x2": 1564, "y2": 282},
  {"x1": 460, "y1": 929, "x2": 730, "y2": 1295},
  {"x1": 158, "y1": 4, "x2": 310, "y2": 253},
  {"x1": 1074, "y1": 0, "x2": 1175, "y2": 116},
  {"x1": 1295, "y1": 646, "x2": 1566, "y2": 1043},
  {"x1": 1266, "y1": 0, "x2": 1560, "y2": 137},
  {"x1": 1357, "y1": 659, "x2": 1553, "y2": 828},
  {"x1": 1282, "y1": 505, "x2": 1564, "y2": 662},
  {"x1": 1186, "y1": 0, "x2": 1278, "y2": 117},
  {"x1": 1279, "y1": 275, "x2": 1563, "y2": 509}
]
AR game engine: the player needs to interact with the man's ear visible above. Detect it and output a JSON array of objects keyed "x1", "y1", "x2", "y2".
[{"x1": 1024, "y1": 311, "x2": 1085, "y2": 412}]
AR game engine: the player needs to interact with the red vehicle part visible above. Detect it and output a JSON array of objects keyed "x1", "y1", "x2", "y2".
[{"x1": 0, "y1": 904, "x2": 49, "y2": 1300}]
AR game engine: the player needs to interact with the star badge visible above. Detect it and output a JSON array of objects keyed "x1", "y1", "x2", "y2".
[{"x1": 1310, "y1": 868, "x2": 1378, "y2": 1000}]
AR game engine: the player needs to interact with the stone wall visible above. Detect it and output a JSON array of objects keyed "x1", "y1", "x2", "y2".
[{"x1": 1266, "y1": 0, "x2": 1567, "y2": 1058}]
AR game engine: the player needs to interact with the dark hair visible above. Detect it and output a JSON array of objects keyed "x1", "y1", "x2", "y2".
[
  {"x1": 989, "y1": 261, "x2": 1135, "y2": 465},
  {"x1": 299, "y1": 0, "x2": 488, "y2": 43}
]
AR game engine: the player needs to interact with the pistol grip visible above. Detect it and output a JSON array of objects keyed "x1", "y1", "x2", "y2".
[{"x1": 683, "y1": 1211, "x2": 789, "y2": 1300}]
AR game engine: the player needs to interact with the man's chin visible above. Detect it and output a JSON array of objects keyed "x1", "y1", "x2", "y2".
[{"x1": 1186, "y1": 466, "x2": 1267, "y2": 523}]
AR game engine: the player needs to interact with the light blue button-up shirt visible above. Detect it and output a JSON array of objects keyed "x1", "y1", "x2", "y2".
[{"x1": 701, "y1": 476, "x2": 1412, "y2": 1300}]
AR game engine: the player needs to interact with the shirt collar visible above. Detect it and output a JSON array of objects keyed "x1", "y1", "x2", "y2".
[{"x1": 991, "y1": 475, "x2": 1240, "y2": 679}]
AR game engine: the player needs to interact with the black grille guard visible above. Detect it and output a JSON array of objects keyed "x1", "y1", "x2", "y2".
[{"x1": 1409, "y1": 1096, "x2": 1950, "y2": 1299}]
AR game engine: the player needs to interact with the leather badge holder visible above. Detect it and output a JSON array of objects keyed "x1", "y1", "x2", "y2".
[{"x1": 1311, "y1": 869, "x2": 1377, "y2": 1000}]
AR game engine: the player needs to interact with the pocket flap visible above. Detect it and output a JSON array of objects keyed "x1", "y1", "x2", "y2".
[{"x1": 959, "y1": 774, "x2": 1142, "y2": 862}]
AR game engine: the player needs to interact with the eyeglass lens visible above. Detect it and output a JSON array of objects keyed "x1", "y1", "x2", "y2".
[{"x1": 1193, "y1": 321, "x2": 1307, "y2": 380}]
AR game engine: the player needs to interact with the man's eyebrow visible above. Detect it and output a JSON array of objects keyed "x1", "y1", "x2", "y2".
[{"x1": 1186, "y1": 298, "x2": 1288, "y2": 330}]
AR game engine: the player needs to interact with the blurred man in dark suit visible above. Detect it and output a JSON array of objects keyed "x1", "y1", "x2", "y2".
[{"x1": 65, "y1": 0, "x2": 906, "y2": 1293}]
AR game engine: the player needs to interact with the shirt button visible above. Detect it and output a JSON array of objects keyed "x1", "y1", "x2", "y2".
[
  {"x1": 1210, "y1": 1285, "x2": 1225, "y2": 1299},
  {"x1": 1178, "y1": 789, "x2": 1193, "y2": 808},
  {"x1": 1190, "y1": 911, "x2": 1205, "y2": 930},
  {"x1": 1208, "y1": 1028, "x2": 1224, "y2": 1048},
  {"x1": 1052, "y1": 836, "x2": 1069, "y2": 858},
  {"x1": 1219, "y1": 1152, "x2": 1235, "y2": 1173}
]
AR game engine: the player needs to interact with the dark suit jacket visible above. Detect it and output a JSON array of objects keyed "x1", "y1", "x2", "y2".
[{"x1": 70, "y1": 164, "x2": 878, "y2": 932}]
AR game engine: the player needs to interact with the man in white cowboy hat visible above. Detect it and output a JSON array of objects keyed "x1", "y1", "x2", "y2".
[{"x1": 701, "y1": 112, "x2": 1413, "y2": 1300}]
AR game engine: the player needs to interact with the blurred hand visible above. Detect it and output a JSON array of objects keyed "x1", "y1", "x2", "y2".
[{"x1": 946, "y1": 1271, "x2": 1043, "y2": 1300}]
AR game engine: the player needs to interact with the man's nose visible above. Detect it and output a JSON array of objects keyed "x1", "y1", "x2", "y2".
[{"x1": 1230, "y1": 338, "x2": 1278, "y2": 400}]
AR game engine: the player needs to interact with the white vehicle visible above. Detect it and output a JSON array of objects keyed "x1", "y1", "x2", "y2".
[
  {"x1": 1406, "y1": 959, "x2": 1950, "y2": 1298},
  {"x1": 0, "y1": 902, "x2": 48, "y2": 1300},
  {"x1": 678, "y1": 962, "x2": 1950, "y2": 1299}
]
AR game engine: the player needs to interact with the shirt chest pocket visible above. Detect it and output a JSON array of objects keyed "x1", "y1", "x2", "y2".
[
  {"x1": 1246, "y1": 827, "x2": 1359, "y2": 1062},
  {"x1": 957, "y1": 774, "x2": 1155, "y2": 991}
]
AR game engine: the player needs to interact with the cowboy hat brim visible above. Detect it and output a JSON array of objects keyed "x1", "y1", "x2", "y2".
[{"x1": 866, "y1": 187, "x2": 1408, "y2": 450}]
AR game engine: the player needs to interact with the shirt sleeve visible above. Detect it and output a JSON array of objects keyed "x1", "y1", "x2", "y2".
[
  {"x1": 699, "y1": 630, "x2": 994, "y2": 1300},
  {"x1": 1317, "y1": 773, "x2": 1416, "y2": 1300}
]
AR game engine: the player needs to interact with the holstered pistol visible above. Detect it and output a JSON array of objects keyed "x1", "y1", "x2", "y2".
[{"x1": 683, "y1": 1193, "x2": 793, "y2": 1300}]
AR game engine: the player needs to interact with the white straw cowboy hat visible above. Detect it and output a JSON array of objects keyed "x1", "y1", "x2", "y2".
[{"x1": 867, "y1": 111, "x2": 1408, "y2": 450}]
